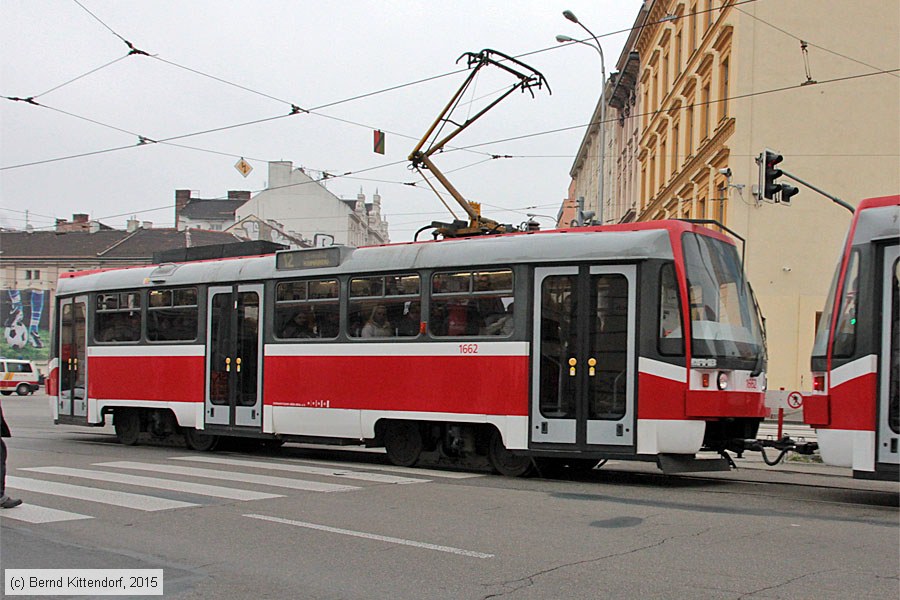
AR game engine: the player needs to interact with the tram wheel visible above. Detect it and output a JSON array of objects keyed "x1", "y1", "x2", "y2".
[
  {"x1": 184, "y1": 428, "x2": 219, "y2": 452},
  {"x1": 114, "y1": 409, "x2": 141, "y2": 446},
  {"x1": 487, "y1": 429, "x2": 533, "y2": 477},
  {"x1": 384, "y1": 421, "x2": 423, "y2": 467}
]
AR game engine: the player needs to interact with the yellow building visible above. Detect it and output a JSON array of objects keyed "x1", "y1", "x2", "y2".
[{"x1": 567, "y1": 0, "x2": 899, "y2": 390}]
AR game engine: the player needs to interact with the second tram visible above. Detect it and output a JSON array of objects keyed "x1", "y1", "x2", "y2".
[
  {"x1": 48, "y1": 221, "x2": 769, "y2": 475},
  {"x1": 804, "y1": 195, "x2": 899, "y2": 480}
]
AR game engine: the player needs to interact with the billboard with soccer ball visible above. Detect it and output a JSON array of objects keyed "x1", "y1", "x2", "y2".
[{"x1": 1, "y1": 288, "x2": 50, "y2": 363}]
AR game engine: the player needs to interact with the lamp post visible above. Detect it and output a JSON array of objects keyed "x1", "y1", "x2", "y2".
[{"x1": 558, "y1": 9, "x2": 606, "y2": 224}]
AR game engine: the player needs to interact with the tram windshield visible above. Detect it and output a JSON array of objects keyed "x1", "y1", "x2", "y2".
[{"x1": 683, "y1": 233, "x2": 764, "y2": 361}]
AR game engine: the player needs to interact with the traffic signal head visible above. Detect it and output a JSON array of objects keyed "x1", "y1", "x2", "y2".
[
  {"x1": 780, "y1": 184, "x2": 799, "y2": 204},
  {"x1": 763, "y1": 150, "x2": 784, "y2": 200}
]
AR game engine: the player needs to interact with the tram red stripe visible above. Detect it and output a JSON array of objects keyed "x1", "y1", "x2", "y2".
[
  {"x1": 827, "y1": 372, "x2": 877, "y2": 431},
  {"x1": 89, "y1": 356, "x2": 205, "y2": 402},
  {"x1": 637, "y1": 372, "x2": 687, "y2": 420},
  {"x1": 265, "y1": 355, "x2": 529, "y2": 415}
]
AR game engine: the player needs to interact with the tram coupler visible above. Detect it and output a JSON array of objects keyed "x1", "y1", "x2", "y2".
[{"x1": 721, "y1": 436, "x2": 820, "y2": 467}]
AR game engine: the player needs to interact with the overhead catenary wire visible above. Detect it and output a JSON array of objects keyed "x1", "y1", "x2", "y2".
[
  {"x1": 7, "y1": 0, "x2": 757, "y2": 168},
  {"x1": 3, "y1": 61, "x2": 896, "y2": 175}
]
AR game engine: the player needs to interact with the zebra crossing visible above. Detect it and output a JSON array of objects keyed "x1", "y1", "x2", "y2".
[{"x1": 2, "y1": 454, "x2": 483, "y2": 525}]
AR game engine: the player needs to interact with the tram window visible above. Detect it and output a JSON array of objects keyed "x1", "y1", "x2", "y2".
[
  {"x1": 348, "y1": 274, "x2": 421, "y2": 338},
  {"x1": 833, "y1": 250, "x2": 859, "y2": 357},
  {"x1": 658, "y1": 264, "x2": 684, "y2": 355},
  {"x1": 275, "y1": 278, "x2": 340, "y2": 340},
  {"x1": 95, "y1": 291, "x2": 142, "y2": 342},
  {"x1": 147, "y1": 287, "x2": 198, "y2": 342},
  {"x1": 430, "y1": 269, "x2": 514, "y2": 337}
]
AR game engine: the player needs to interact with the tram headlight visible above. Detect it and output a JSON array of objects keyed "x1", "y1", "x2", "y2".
[{"x1": 716, "y1": 371, "x2": 729, "y2": 390}]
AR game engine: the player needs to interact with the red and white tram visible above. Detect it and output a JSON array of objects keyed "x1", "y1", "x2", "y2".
[
  {"x1": 48, "y1": 221, "x2": 769, "y2": 475},
  {"x1": 804, "y1": 195, "x2": 900, "y2": 480}
]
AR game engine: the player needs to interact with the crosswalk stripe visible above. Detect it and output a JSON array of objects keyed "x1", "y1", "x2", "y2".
[
  {"x1": 23, "y1": 467, "x2": 282, "y2": 501},
  {"x1": 6, "y1": 476, "x2": 198, "y2": 511},
  {"x1": 0, "y1": 503, "x2": 92, "y2": 524},
  {"x1": 170, "y1": 456, "x2": 431, "y2": 484},
  {"x1": 96, "y1": 461, "x2": 360, "y2": 493}
]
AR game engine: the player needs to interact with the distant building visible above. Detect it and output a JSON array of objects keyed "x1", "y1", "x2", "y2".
[
  {"x1": 54, "y1": 213, "x2": 115, "y2": 233},
  {"x1": 235, "y1": 161, "x2": 389, "y2": 247},
  {"x1": 175, "y1": 189, "x2": 250, "y2": 231},
  {"x1": 0, "y1": 223, "x2": 243, "y2": 368},
  {"x1": 227, "y1": 214, "x2": 310, "y2": 249}
]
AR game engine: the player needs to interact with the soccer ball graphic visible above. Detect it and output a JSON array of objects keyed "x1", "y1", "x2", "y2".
[{"x1": 4, "y1": 323, "x2": 28, "y2": 350}]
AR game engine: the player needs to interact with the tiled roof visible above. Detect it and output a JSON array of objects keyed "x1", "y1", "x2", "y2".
[{"x1": 0, "y1": 228, "x2": 243, "y2": 260}]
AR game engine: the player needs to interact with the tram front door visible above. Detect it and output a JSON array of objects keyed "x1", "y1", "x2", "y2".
[
  {"x1": 878, "y1": 245, "x2": 899, "y2": 467},
  {"x1": 205, "y1": 285, "x2": 263, "y2": 430},
  {"x1": 531, "y1": 266, "x2": 636, "y2": 448},
  {"x1": 56, "y1": 295, "x2": 88, "y2": 422}
]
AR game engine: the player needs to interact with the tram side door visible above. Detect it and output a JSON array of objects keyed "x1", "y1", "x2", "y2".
[
  {"x1": 205, "y1": 285, "x2": 263, "y2": 430},
  {"x1": 878, "y1": 245, "x2": 899, "y2": 466},
  {"x1": 531, "y1": 266, "x2": 636, "y2": 448},
  {"x1": 57, "y1": 295, "x2": 88, "y2": 419}
]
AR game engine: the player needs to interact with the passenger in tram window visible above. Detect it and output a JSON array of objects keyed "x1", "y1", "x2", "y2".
[
  {"x1": 316, "y1": 307, "x2": 339, "y2": 339},
  {"x1": 282, "y1": 308, "x2": 317, "y2": 339},
  {"x1": 361, "y1": 304, "x2": 393, "y2": 337},
  {"x1": 398, "y1": 302, "x2": 422, "y2": 337},
  {"x1": 445, "y1": 300, "x2": 470, "y2": 336},
  {"x1": 483, "y1": 302, "x2": 514, "y2": 336}
]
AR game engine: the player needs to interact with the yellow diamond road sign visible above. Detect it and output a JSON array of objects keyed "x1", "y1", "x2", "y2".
[{"x1": 235, "y1": 158, "x2": 253, "y2": 177}]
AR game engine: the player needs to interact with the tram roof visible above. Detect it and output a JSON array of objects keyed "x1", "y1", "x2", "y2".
[
  {"x1": 56, "y1": 220, "x2": 723, "y2": 295},
  {"x1": 852, "y1": 195, "x2": 899, "y2": 247}
]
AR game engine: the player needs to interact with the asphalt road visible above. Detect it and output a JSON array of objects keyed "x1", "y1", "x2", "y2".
[{"x1": 1, "y1": 393, "x2": 897, "y2": 600}]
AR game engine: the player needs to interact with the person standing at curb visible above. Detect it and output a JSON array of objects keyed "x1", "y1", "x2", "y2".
[{"x1": 1, "y1": 399, "x2": 23, "y2": 509}]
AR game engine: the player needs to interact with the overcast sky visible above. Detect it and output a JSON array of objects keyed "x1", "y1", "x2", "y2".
[{"x1": 1, "y1": 0, "x2": 643, "y2": 241}]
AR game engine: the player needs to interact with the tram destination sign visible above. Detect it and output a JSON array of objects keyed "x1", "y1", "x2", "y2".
[{"x1": 276, "y1": 247, "x2": 343, "y2": 270}]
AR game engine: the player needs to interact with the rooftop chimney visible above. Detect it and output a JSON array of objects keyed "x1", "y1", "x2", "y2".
[
  {"x1": 127, "y1": 218, "x2": 140, "y2": 233},
  {"x1": 228, "y1": 190, "x2": 251, "y2": 201},
  {"x1": 175, "y1": 190, "x2": 192, "y2": 230},
  {"x1": 73, "y1": 213, "x2": 89, "y2": 224}
]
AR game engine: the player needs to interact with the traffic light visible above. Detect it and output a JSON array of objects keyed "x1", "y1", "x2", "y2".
[
  {"x1": 763, "y1": 150, "x2": 783, "y2": 200},
  {"x1": 780, "y1": 184, "x2": 799, "y2": 204}
]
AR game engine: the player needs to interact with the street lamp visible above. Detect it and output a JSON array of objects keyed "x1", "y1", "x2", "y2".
[{"x1": 558, "y1": 9, "x2": 607, "y2": 225}]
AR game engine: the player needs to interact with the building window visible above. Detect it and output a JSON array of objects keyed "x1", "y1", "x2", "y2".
[
  {"x1": 685, "y1": 104, "x2": 694, "y2": 157},
  {"x1": 660, "y1": 138, "x2": 668, "y2": 185},
  {"x1": 662, "y1": 51, "x2": 669, "y2": 94},
  {"x1": 690, "y1": 3, "x2": 697, "y2": 52},
  {"x1": 719, "y1": 57, "x2": 730, "y2": 120},
  {"x1": 675, "y1": 31, "x2": 683, "y2": 76},
  {"x1": 700, "y1": 82, "x2": 711, "y2": 140},
  {"x1": 671, "y1": 123, "x2": 680, "y2": 175}
]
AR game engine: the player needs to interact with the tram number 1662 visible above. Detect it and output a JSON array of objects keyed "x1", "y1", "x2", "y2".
[{"x1": 459, "y1": 343, "x2": 479, "y2": 354}]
